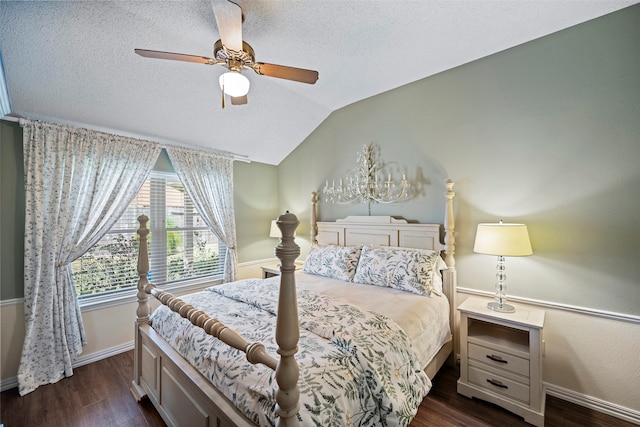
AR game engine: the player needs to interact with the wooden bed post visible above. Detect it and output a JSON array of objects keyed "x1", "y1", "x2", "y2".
[
  {"x1": 274, "y1": 211, "x2": 301, "y2": 427},
  {"x1": 131, "y1": 214, "x2": 151, "y2": 400},
  {"x1": 443, "y1": 180, "x2": 456, "y2": 269},
  {"x1": 310, "y1": 191, "x2": 319, "y2": 244},
  {"x1": 443, "y1": 180, "x2": 458, "y2": 365}
]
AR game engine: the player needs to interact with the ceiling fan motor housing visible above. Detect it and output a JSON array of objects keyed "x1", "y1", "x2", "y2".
[{"x1": 213, "y1": 39, "x2": 255, "y2": 72}]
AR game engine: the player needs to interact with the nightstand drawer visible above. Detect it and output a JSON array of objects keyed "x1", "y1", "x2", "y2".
[
  {"x1": 469, "y1": 366, "x2": 530, "y2": 403},
  {"x1": 469, "y1": 343, "x2": 529, "y2": 377}
]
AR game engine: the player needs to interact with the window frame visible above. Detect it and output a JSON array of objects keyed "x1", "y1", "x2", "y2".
[{"x1": 75, "y1": 170, "x2": 225, "y2": 310}]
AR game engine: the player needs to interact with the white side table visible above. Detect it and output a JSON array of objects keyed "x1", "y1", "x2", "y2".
[
  {"x1": 457, "y1": 297, "x2": 546, "y2": 426},
  {"x1": 261, "y1": 262, "x2": 303, "y2": 279},
  {"x1": 261, "y1": 265, "x2": 281, "y2": 279}
]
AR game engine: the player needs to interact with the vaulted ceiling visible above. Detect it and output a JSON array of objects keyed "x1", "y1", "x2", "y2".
[{"x1": 1, "y1": 1, "x2": 637, "y2": 165}]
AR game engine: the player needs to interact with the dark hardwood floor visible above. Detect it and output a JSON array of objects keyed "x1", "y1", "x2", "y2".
[
  {"x1": 1, "y1": 351, "x2": 634, "y2": 427},
  {"x1": 0, "y1": 351, "x2": 164, "y2": 427}
]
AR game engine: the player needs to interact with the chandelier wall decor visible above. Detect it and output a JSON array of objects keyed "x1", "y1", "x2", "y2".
[{"x1": 323, "y1": 143, "x2": 409, "y2": 215}]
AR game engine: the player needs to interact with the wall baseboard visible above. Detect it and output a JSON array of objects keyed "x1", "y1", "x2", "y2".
[
  {"x1": 546, "y1": 382, "x2": 640, "y2": 425},
  {"x1": 0, "y1": 376, "x2": 17, "y2": 392},
  {"x1": 0, "y1": 341, "x2": 134, "y2": 393},
  {"x1": 72, "y1": 341, "x2": 134, "y2": 369},
  {"x1": 0, "y1": 297, "x2": 23, "y2": 307}
]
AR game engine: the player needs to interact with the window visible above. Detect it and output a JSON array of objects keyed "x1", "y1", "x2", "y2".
[{"x1": 72, "y1": 171, "x2": 226, "y2": 300}]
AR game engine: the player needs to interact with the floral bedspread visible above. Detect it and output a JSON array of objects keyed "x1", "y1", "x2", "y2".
[{"x1": 150, "y1": 278, "x2": 431, "y2": 426}]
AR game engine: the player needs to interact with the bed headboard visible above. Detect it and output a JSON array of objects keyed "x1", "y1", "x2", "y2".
[
  {"x1": 315, "y1": 215, "x2": 443, "y2": 251},
  {"x1": 310, "y1": 180, "x2": 456, "y2": 268}
]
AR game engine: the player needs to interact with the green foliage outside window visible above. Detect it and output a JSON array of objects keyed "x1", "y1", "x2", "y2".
[
  {"x1": 72, "y1": 233, "x2": 139, "y2": 297},
  {"x1": 72, "y1": 230, "x2": 220, "y2": 297}
]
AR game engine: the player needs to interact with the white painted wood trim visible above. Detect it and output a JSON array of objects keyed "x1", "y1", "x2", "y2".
[
  {"x1": 72, "y1": 342, "x2": 134, "y2": 369},
  {"x1": 9, "y1": 287, "x2": 635, "y2": 325},
  {"x1": 79, "y1": 278, "x2": 221, "y2": 312},
  {"x1": 0, "y1": 376, "x2": 17, "y2": 392},
  {"x1": 0, "y1": 298, "x2": 24, "y2": 307},
  {"x1": 457, "y1": 287, "x2": 640, "y2": 325},
  {"x1": 545, "y1": 382, "x2": 640, "y2": 425},
  {"x1": 335, "y1": 215, "x2": 408, "y2": 224}
]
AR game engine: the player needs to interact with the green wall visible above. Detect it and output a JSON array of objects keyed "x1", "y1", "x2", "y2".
[
  {"x1": 0, "y1": 121, "x2": 278, "y2": 299},
  {"x1": 233, "y1": 160, "x2": 280, "y2": 263},
  {"x1": 0, "y1": 121, "x2": 25, "y2": 300},
  {"x1": 278, "y1": 5, "x2": 640, "y2": 315},
  {"x1": 2, "y1": 5, "x2": 639, "y2": 314}
]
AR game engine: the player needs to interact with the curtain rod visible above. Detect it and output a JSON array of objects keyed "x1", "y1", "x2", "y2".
[
  {"x1": 1, "y1": 115, "x2": 29, "y2": 126},
  {"x1": 161, "y1": 141, "x2": 251, "y2": 163},
  {"x1": 1, "y1": 116, "x2": 251, "y2": 163}
]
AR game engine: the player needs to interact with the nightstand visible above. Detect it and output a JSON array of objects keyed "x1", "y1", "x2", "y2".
[
  {"x1": 457, "y1": 297, "x2": 546, "y2": 426},
  {"x1": 261, "y1": 265, "x2": 281, "y2": 279},
  {"x1": 261, "y1": 262, "x2": 303, "y2": 279}
]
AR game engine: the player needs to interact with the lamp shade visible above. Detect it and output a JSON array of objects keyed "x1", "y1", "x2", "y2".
[
  {"x1": 474, "y1": 223, "x2": 532, "y2": 256},
  {"x1": 270, "y1": 219, "x2": 296, "y2": 238},
  {"x1": 219, "y1": 71, "x2": 250, "y2": 97},
  {"x1": 269, "y1": 220, "x2": 280, "y2": 238}
]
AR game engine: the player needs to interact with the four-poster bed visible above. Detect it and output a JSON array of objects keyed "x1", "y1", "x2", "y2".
[{"x1": 130, "y1": 181, "x2": 457, "y2": 426}]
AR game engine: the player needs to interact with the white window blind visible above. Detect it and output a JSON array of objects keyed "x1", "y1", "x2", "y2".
[{"x1": 72, "y1": 171, "x2": 226, "y2": 299}]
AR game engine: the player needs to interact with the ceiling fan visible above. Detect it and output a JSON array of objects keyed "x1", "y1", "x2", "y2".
[{"x1": 134, "y1": 0, "x2": 319, "y2": 107}]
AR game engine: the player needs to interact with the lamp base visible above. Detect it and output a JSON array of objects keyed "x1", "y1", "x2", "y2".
[{"x1": 487, "y1": 301, "x2": 515, "y2": 313}]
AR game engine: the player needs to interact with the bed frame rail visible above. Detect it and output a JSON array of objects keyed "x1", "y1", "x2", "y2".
[{"x1": 132, "y1": 212, "x2": 302, "y2": 427}]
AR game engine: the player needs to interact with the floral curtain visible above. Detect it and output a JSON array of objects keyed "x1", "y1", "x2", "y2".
[
  {"x1": 18, "y1": 121, "x2": 161, "y2": 395},
  {"x1": 165, "y1": 146, "x2": 238, "y2": 282}
]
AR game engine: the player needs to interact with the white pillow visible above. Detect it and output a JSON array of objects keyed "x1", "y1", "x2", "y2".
[
  {"x1": 302, "y1": 244, "x2": 362, "y2": 282},
  {"x1": 353, "y1": 246, "x2": 443, "y2": 296},
  {"x1": 432, "y1": 256, "x2": 448, "y2": 296}
]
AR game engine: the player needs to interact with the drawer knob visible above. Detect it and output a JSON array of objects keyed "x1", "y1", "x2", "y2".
[
  {"x1": 487, "y1": 379, "x2": 509, "y2": 389},
  {"x1": 487, "y1": 354, "x2": 508, "y2": 364}
]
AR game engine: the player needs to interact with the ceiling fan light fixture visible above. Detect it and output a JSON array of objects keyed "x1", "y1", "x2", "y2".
[{"x1": 219, "y1": 71, "x2": 250, "y2": 97}]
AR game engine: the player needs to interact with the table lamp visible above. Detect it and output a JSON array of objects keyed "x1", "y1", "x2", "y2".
[
  {"x1": 474, "y1": 221, "x2": 532, "y2": 313},
  {"x1": 270, "y1": 219, "x2": 296, "y2": 238},
  {"x1": 270, "y1": 220, "x2": 280, "y2": 238}
]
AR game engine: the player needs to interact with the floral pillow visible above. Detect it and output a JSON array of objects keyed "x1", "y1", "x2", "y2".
[
  {"x1": 302, "y1": 244, "x2": 362, "y2": 282},
  {"x1": 353, "y1": 246, "x2": 443, "y2": 296}
]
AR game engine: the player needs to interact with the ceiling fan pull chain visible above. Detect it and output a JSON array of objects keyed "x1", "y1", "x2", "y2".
[{"x1": 221, "y1": 76, "x2": 226, "y2": 109}]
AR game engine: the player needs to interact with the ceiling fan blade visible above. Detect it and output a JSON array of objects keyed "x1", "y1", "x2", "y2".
[
  {"x1": 211, "y1": 0, "x2": 243, "y2": 52},
  {"x1": 134, "y1": 49, "x2": 216, "y2": 65},
  {"x1": 231, "y1": 95, "x2": 248, "y2": 105},
  {"x1": 254, "y1": 63, "x2": 319, "y2": 84}
]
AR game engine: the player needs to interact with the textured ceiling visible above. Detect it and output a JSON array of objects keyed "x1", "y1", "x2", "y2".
[{"x1": 1, "y1": 1, "x2": 637, "y2": 165}]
